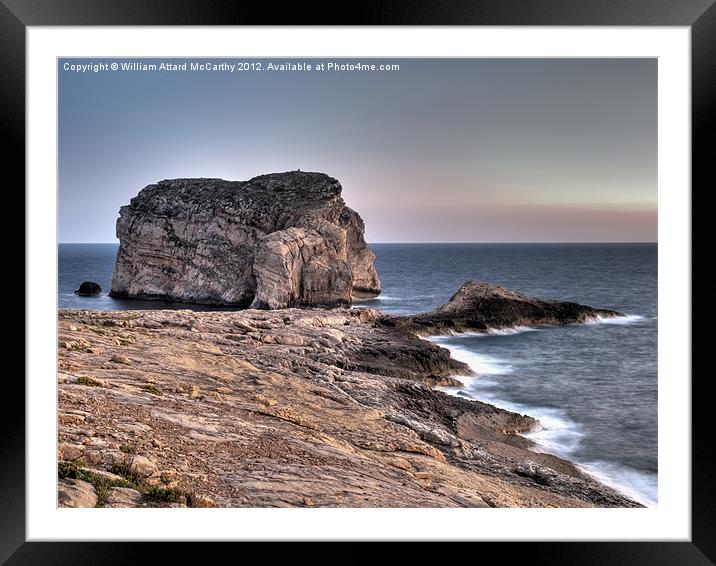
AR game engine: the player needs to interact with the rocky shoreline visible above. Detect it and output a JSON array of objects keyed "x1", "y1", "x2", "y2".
[{"x1": 57, "y1": 291, "x2": 638, "y2": 508}]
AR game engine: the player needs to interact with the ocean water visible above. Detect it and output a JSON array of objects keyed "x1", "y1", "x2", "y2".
[{"x1": 59, "y1": 242, "x2": 657, "y2": 506}]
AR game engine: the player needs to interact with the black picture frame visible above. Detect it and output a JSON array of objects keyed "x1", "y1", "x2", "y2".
[{"x1": 7, "y1": 0, "x2": 708, "y2": 561}]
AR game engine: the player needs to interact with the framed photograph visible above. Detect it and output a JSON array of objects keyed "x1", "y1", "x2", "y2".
[{"x1": 9, "y1": 0, "x2": 708, "y2": 561}]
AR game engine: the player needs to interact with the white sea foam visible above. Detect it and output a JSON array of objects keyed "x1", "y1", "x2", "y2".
[
  {"x1": 471, "y1": 392, "x2": 586, "y2": 457},
  {"x1": 351, "y1": 294, "x2": 405, "y2": 302},
  {"x1": 374, "y1": 295, "x2": 406, "y2": 302},
  {"x1": 586, "y1": 314, "x2": 646, "y2": 326},
  {"x1": 433, "y1": 335, "x2": 658, "y2": 508},
  {"x1": 433, "y1": 326, "x2": 539, "y2": 339},
  {"x1": 577, "y1": 461, "x2": 657, "y2": 507},
  {"x1": 523, "y1": 410, "x2": 586, "y2": 457},
  {"x1": 433, "y1": 338, "x2": 584, "y2": 455},
  {"x1": 485, "y1": 325, "x2": 539, "y2": 336},
  {"x1": 429, "y1": 339, "x2": 513, "y2": 376}
]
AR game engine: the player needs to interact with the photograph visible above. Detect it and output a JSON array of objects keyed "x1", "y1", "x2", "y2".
[
  {"x1": 56, "y1": 56, "x2": 657, "y2": 510},
  {"x1": 6, "y1": 4, "x2": 706, "y2": 558}
]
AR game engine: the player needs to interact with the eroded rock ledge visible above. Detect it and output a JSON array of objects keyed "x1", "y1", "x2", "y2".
[
  {"x1": 393, "y1": 281, "x2": 623, "y2": 336},
  {"x1": 58, "y1": 303, "x2": 637, "y2": 508},
  {"x1": 109, "y1": 171, "x2": 380, "y2": 309}
]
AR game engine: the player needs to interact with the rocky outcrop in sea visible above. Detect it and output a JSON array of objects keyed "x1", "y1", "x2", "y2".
[
  {"x1": 110, "y1": 172, "x2": 381, "y2": 308},
  {"x1": 394, "y1": 280, "x2": 623, "y2": 335}
]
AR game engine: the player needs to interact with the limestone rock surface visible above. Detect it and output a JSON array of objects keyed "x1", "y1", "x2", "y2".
[
  {"x1": 110, "y1": 171, "x2": 380, "y2": 308},
  {"x1": 57, "y1": 307, "x2": 639, "y2": 508},
  {"x1": 58, "y1": 479, "x2": 98, "y2": 508}
]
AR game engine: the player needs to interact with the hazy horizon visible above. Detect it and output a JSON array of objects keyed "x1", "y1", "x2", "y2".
[{"x1": 59, "y1": 58, "x2": 657, "y2": 243}]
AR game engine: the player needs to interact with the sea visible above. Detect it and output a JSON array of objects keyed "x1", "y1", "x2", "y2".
[{"x1": 59, "y1": 242, "x2": 658, "y2": 506}]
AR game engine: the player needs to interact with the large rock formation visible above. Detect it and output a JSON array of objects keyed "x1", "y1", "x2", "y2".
[
  {"x1": 395, "y1": 281, "x2": 623, "y2": 335},
  {"x1": 109, "y1": 172, "x2": 380, "y2": 308}
]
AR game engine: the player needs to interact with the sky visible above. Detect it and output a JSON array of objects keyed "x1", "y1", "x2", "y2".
[{"x1": 59, "y1": 58, "x2": 656, "y2": 243}]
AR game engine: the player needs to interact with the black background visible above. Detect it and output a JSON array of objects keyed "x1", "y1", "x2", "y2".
[{"x1": 4, "y1": 0, "x2": 710, "y2": 562}]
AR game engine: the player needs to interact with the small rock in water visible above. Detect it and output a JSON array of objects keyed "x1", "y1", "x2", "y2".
[{"x1": 75, "y1": 281, "x2": 102, "y2": 296}]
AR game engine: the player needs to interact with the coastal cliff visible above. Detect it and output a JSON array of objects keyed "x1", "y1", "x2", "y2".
[{"x1": 109, "y1": 172, "x2": 381, "y2": 308}]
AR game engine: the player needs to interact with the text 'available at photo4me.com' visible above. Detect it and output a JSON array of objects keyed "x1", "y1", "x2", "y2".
[{"x1": 61, "y1": 60, "x2": 402, "y2": 74}]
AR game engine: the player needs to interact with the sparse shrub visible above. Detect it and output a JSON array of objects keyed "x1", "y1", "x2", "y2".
[
  {"x1": 110, "y1": 455, "x2": 144, "y2": 485},
  {"x1": 144, "y1": 485, "x2": 212, "y2": 507},
  {"x1": 119, "y1": 444, "x2": 137, "y2": 455},
  {"x1": 59, "y1": 456, "x2": 210, "y2": 508},
  {"x1": 144, "y1": 485, "x2": 185, "y2": 503},
  {"x1": 58, "y1": 460, "x2": 83, "y2": 479},
  {"x1": 76, "y1": 375, "x2": 103, "y2": 387},
  {"x1": 59, "y1": 460, "x2": 137, "y2": 507},
  {"x1": 140, "y1": 384, "x2": 162, "y2": 396}
]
